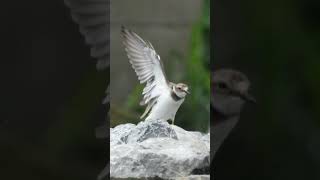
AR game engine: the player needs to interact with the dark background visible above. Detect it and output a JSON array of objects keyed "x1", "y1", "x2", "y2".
[
  {"x1": 1, "y1": 0, "x2": 320, "y2": 179},
  {"x1": 213, "y1": 0, "x2": 320, "y2": 179},
  {"x1": 0, "y1": 0, "x2": 107, "y2": 179}
]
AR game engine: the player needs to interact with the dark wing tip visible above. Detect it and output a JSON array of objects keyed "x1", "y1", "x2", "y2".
[
  {"x1": 120, "y1": 26, "x2": 136, "y2": 39},
  {"x1": 121, "y1": 25, "x2": 129, "y2": 36},
  {"x1": 121, "y1": 26, "x2": 130, "y2": 46}
]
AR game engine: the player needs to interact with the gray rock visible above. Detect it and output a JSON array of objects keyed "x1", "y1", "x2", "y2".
[
  {"x1": 110, "y1": 120, "x2": 210, "y2": 179},
  {"x1": 110, "y1": 175, "x2": 210, "y2": 180}
]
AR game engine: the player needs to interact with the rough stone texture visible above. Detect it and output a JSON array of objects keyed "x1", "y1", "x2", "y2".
[
  {"x1": 111, "y1": 175, "x2": 210, "y2": 180},
  {"x1": 110, "y1": 120, "x2": 210, "y2": 179}
]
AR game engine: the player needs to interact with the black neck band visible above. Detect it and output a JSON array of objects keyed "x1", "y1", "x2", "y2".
[{"x1": 171, "y1": 90, "x2": 183, "y2": 101}]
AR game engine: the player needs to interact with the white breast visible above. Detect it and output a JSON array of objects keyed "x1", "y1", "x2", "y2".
[{"x1": 145, "y1": 91, "x2": 184, "y2": 121}]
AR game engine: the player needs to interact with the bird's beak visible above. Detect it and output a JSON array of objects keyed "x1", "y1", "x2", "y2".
[
  {"x1": 184, "y1": 89, "x2": 190, "y2": 94},
  {"x1": 240, "y1": 92, "x2": 256, "y2": 104}
]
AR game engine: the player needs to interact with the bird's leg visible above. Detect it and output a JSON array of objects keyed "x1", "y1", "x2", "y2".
[
  {"x1": 170, "y1": 117, "x2": 174, "y2": 136},
  {"x1": 168, "y1": 118, "x2": 175, "y2": 139}
]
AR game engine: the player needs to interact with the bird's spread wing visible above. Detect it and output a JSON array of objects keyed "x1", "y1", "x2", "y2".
[
  {"x1": 64, "y1": 0, "x2": 109, "y2": 70},
  {"x1": 121, "y1": 27, "x2": 169, "y2": 117},
  {"x1": 64, "y1": 0, "x2": 109, "y2": 104},
  {"x1": 64, "y1": 1, "x2": 109, "y2": 180}
]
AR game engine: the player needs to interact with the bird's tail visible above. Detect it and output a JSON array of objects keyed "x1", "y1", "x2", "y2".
[
  {"x1": 140, "y1": 98, "x2": 157, "y2": 119},
  {"x1": 140, "y1": 104, "x2": 151, "y2": 119}
]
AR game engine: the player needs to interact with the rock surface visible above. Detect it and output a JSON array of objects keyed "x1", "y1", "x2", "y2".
[{"x1": 110, "y1": 120, "x2": 210, "y2": 179}]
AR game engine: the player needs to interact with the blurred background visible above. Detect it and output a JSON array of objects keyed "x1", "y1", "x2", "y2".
[
  {"x1": 110, "y1": 0, "x2": 210, "y2": 132},
  {"x1": 0, "y1": 0, "x2": 107, "y2": 179},
  {"x1": 214, "y1": 0, "x2": 320, "y2": 179}
]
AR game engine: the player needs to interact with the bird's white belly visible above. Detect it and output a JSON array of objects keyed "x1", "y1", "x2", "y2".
[{"x1": 145, "y1": 93, "x2": 184, "y2": 121}]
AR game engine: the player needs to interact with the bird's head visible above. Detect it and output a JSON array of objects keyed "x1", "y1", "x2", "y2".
[
  {"x1": 173, "y1": 83, "x2": 190, "y2": 98},
  {"x1": 212, "y1": 69, "x2": 255, "y2": 116}
]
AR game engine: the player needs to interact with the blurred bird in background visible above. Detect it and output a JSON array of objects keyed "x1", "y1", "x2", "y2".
[{"x1": 211, "y1": 69, "x2": 255, "y2": 165}]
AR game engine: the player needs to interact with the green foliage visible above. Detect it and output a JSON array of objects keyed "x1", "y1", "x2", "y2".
[{"x1": 180, "y1": 0, "x2": 210, "y2": 132}]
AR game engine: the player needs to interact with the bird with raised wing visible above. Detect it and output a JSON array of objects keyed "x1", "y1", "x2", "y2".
[{"x1": 121, "y1": 26, "x2": 190, "y2": 125}]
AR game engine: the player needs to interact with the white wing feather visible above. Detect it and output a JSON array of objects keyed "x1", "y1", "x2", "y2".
[{"x1": 121, "y1": 27, "x2": 170, "y2": 113}]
